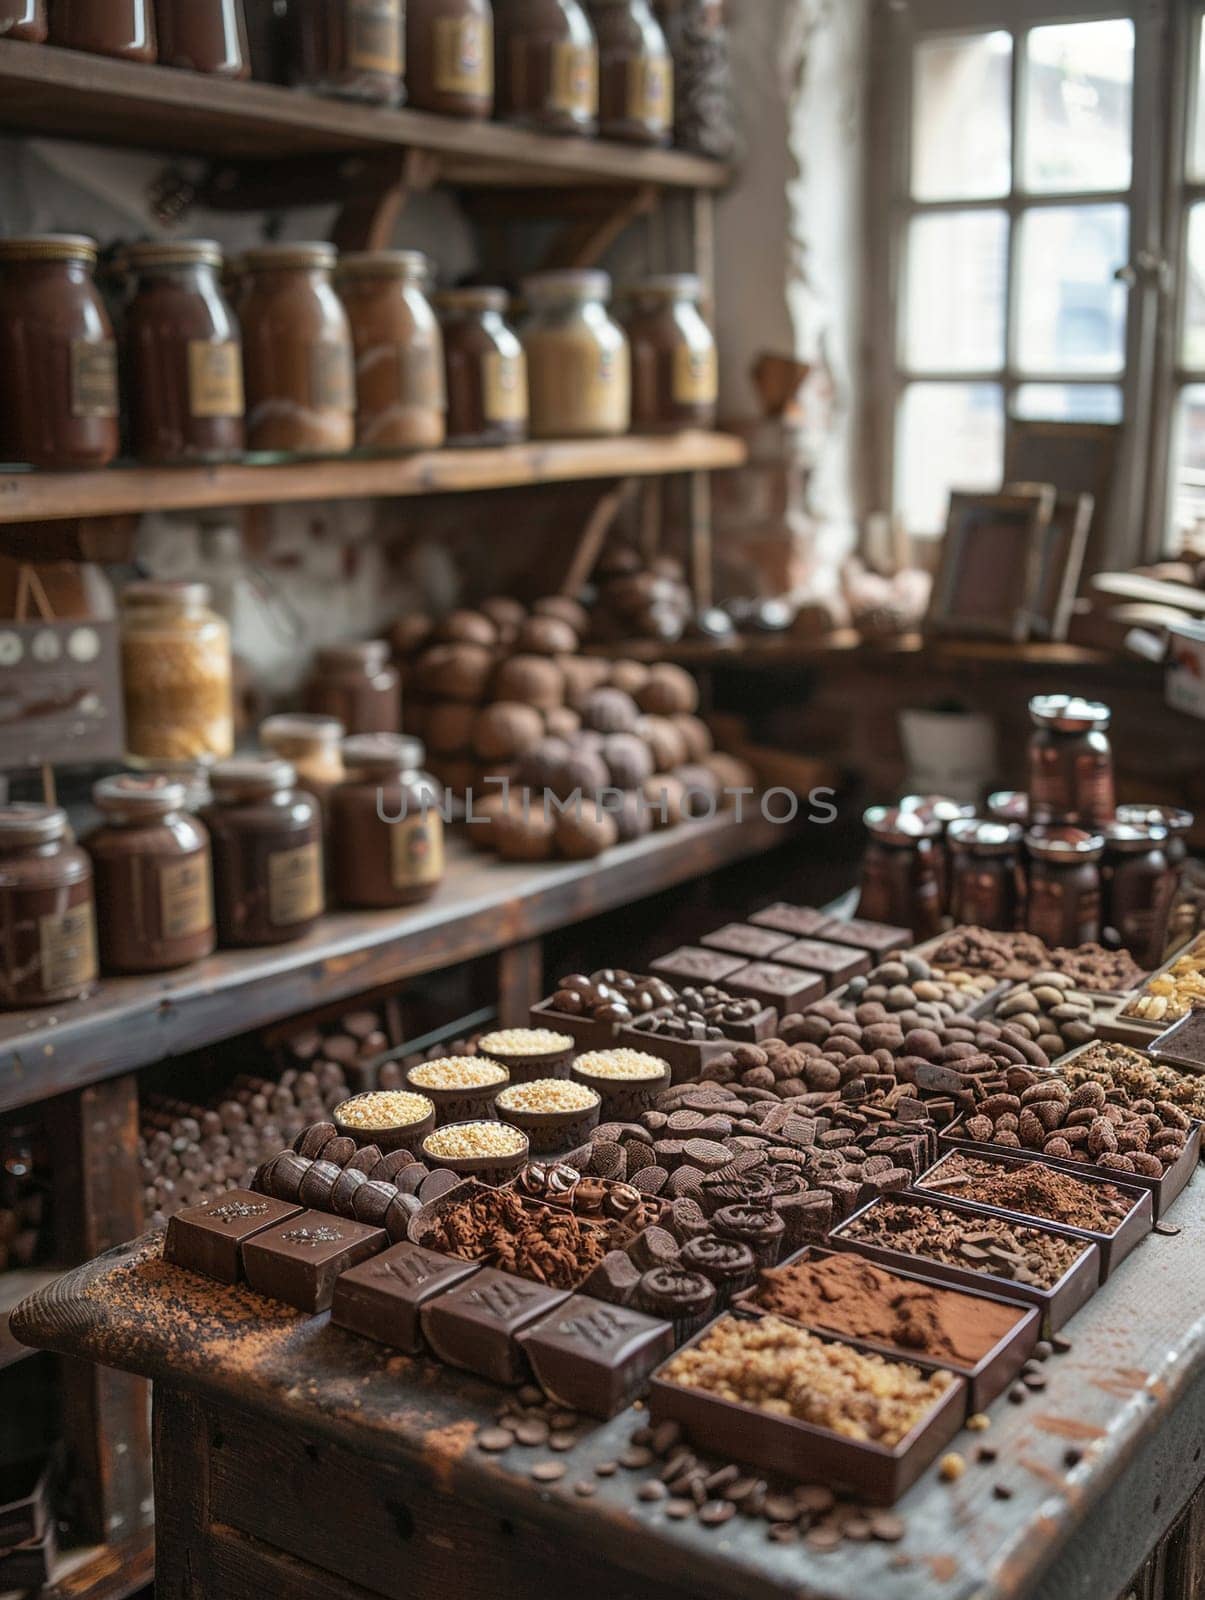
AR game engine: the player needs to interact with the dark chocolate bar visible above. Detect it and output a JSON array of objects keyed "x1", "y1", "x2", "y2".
[
  {"x1": 242, "y1": 1210, "x2": 387, "y2": 1312},
  {"x1": 164, "y1": 1188, "x2": 302, "y2": 1284},
  {"x1": 331, "y1": 1243, "x2": 480, "y2": 1354},
  {"x1": 420, "y1": 1268, "x2": 568, "y2": 1385},
  {"x1": 518, "y1": 1294, "x2": 675, "y2": 1419}
]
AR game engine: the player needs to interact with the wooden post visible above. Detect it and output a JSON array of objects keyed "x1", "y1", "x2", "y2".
[{"x1": 497, "y1": 938, "x2": 543, "y2": 1026}]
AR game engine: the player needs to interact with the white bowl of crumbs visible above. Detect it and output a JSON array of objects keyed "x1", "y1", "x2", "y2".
[
  {"x1": 420, "y1": 1119, "x2": 530, "y2": 1180},
  {"x1": 477, "y1": 1028, "x2": 575, "y2": 1081},
  {"x1": 495, "y1": 1078, "x2": 602, "y2": 1154},
  {"x1": 404, "y1": 1056, "x2": 509, "y2": 1118},
  {"x1": 333, "y1": 1090, "x2": 436, "y2": 1153},
  {"x1": 571, "y1": 1049, "x2": 670, "y2": 1118}
]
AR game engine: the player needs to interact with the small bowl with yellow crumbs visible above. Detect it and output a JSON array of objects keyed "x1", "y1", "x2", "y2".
[
  {"x1": 332, "y1": 1089, "x2": 436, "y2": 1155},
  {"x1": 404, "y1": 1055, "x2": 510, "y2": 1124},
  {"x1": 476, "y1": 1026, "x2": 575, "y2": 1083},
  {"x1": 494, "y1": 1077, "x2": 601, "y2": 1154},
  {"x1": 420, "y1": 1119, "x2": 531, "y2": 1185},
  {"x1": 570, "y1": 1048, "x2": 671, "y2": 1119}
]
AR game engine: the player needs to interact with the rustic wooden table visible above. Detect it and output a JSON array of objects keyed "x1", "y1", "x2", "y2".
[{"x1": 12, "y1": 1162, "x2": 1205, "y2": 1600}]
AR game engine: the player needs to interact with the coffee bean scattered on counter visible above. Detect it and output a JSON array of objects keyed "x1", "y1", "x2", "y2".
[
  {"x1": 919, "y1": 1150, "x2": 1136, "y2": 1232},
  {"x1": 1057, "y1": 1040, "x2": 1205, "y2": 1121},
  {"x1": 550, "y1": 971, "x2": 679, "y2": 1023},
  {"x1": 839, "y1": 1199, "x2": 1090, "y2": 1287},
  {"x1": 984, "y1": 975, "x2": 1098, "y2": 1060},
  {"x1": 930, "y1": 929, "x2": 1146, "y2": 995}
]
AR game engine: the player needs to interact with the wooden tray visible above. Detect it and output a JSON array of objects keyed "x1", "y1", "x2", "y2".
[{"x1": 613, "y1": 1024, "x2": 729, "y2": 1085}]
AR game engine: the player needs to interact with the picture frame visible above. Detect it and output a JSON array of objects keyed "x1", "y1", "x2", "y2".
[
  {"x1": 1005, "y1": 483, "x2": 1095, "y2": 642},
  {"x1": 925, "y1": 487, "x2": 1055, "y2": 643},
  {"x1": 1003, "y1": 420, "x2": 1119, "y2": 580}
]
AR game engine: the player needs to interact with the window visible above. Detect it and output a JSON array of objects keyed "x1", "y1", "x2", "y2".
[{"x1": 1169, "y1": 9, "x2": 1205, "y2": 542}]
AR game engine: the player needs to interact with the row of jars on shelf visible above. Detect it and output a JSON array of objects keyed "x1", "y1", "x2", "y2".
[
  {"x1": 0, "y1": 733, "x2": 447, "y2": 1010},
  {"x1": 0, "y1": 235, "x2": 718, "y2": 471},
  {"x1": 2, "y1": 0, "x2": 682, "y2": 147}
]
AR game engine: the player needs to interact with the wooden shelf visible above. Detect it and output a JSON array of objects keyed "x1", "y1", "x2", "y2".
[
  {"x1": 0, "y1": 39, "x2": 729, "y2": 190},
  {"x1": 0, "y1": 432, "x2": 745, "y2": 528},
  {"x1": 0, "y1": 1530, "x2": 153, "y2": 1600}
]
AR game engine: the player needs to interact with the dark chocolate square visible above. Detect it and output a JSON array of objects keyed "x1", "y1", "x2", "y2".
[
  {"x1": 242, "y1": 1210, "x2": 387, "y2": 1312},
  {"x1": 748, "y1": 903, "x2": 829, "y2": 937},
  {"x1": 331, "y1": 1243, "x2": 480, "y2": 1353},
  {"x1": 420, "y1": 1268, "x2": 568, "y2": 1385},
  {"x1": 700, "y1": 924, "x2": 792, "y2": 960},
  {"x1": 772, "y1": 938, "x2": 870, "y2": 985},
  {"x1": 164, "y1": 1188, "x2": 303, "y2": 1284},
  {"x1": 817, "y1": 916, "x2": 911, "y2": 954},
  {"x1": 518, "y1": 1294, "x2": 675, "y2": 1419},
  {"x1": 724, "y1": 963, "x2": 827, "y2": 1012},
  {"x1": 649, "y1": 947, "x2": 748, "y2": 985}
]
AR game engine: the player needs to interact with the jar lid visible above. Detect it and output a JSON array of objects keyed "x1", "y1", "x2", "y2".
[
  {"x1": 1029, "y1": 693, "x2": 1112, "y2": 733},
  {"x1": 124, "y1": 239, "x2": 224, "y2": 271},
  {"x1": 0, "y1": 234, "x2": 99, "y2": 265},
  {"x1": 337, "y1": 249, "x2": 429, "y2": 280},
  {"x1": 209, "y1": 757, "x2": 296, "y2": 801},
  {"x1": 341, "y1": 733, "x2": 428, "y2": 774},
  {"x1": 987, "y1": 790, "x2": 1029, "y2": 823},
  {"x1": 244, "y1": 242, "x2": 337, "y2": 272},
  {"x1": 1025, "y1": 825, "x2": 1105, "y2": 863},
  {"x1": 0, "y1": 803, "x2": 68, "y2": 847},
  {"x1": 316, "y1": 640, "x2": 391, "y2": 670},
  {"x1": 261, "y1": 713, "x2": 345, "y2": 750},
  {"x1": 93, "y1": 773, "x2": 188, "y2": 818},
  {"x1": 1116, "y1": 803, "x2": 1193, "y2": 837},
  {"x1": 434, "y1": 286, "x2": 509, "y2": 314},
  {"x1": 947, "y1": 818, "x2": 1023, "y2": 855},
  {"x1": 626, "y1": 273, "x2": 704, "y2": 303},
  {"x1": 523, "y1": 269, "x2": 612, "y2": 305},
  {"x1": 121, "y1": 579, "x2": 212, "y2": 608},
  {"x1": 900, "y1": 794, "x2": 977, "y2": 826},
  {"x1": 863, "y1": 805, "x2": 940, "y2": 845},
  {"x1": 1103, "y1": 821, "x2": 1170, "y2": 852}
]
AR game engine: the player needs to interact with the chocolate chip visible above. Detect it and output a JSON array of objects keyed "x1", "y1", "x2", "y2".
[
  {"x1": 620, "y1": 1446, "x2": 654, "y2": 1470},
  {"x1": 869, "y1": 1512, "x2": 906, "y2": 1543},
  {"x1": 698, "y1": 1500, "x2": 736, "y2": 1526},
  {"x1": 664, "y1": 1498, "x2": 694, "y2": 1520},
  {"x1": 594, "y1": 1461, "x2": 617, "y2": 1477},
  {"x1": 806, "y1": 1525, "x2": 843, "y2": 1551},
  {"x1": 762, "y1": 1494, "x2": 799, "y2": 1523},
  {"x1": 639, "y1": 1481, "x2": 668, "y2": 1502},
  {"x1": 549, "y1": 1432, "x2": 577, "y2": 1452},
  {"x1": 515, "y1": 1419, "x2": 550, "y2": 1447},
  {"x1": 477, "y1": 1428, "x2": 514, "y2": 1453},
  {"x1": 650, "y1": 1420, "x2": 682, "y2": 1456},
  {"x1": 1051, "y1": 1333, "x2": 1073, "y2": 1353},
  {"x1": 767, "y1": 1522, "x2": 799, "y2": 1544},
  {"x1": 573, "y1": 1480, "x2": 596, "y2": 1498},
  {"x1": 531, "y1": 1461, "x2": 565, "y2": 1483}
]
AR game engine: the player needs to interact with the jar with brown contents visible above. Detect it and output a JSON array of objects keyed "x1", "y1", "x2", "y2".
[
  {"x1": 337, "y1": 251, "x2": 446, "y2": 452},
  {"x1": 435, "y1": 287, "x2": 528, "y2": 447},
  {"x1": 156, "y1": 0, "x2": 250, "y2": 73},
  {"x1": 240, "y1": 243, "x2": 356, "y2": 456},
  {"x1": 51, "y1": 0, "x2": 156, "y2": 57},
  {"x1": 947, "y1": 819, "x2": 1024, "y2": 932},
  {"x1": 1027, "y1": 694, "x2": 1115, "y2": 831},
  {"x1": 406, "y1": 0, "x2": 494, "y2": 116},
  {"x1": 1025, "y1": 827, "x2": 1104, "y2": 949},
  {"x1": 1102, "y1": 823, "x2": 1174, "y2": 969},
  {"x1": 332, "y1": 734, "x2": 445, "y2": 908},
  {"x1": 260, "y1": 714, "x2": 346, "y2": 811},
  {"x1": 0, "y1": 805, "x2": 97, "y2": 1010},
  {"x1": 0, "y1": 2, "x2": 47, "y2": 41},
  {"x1": 587, "y1": 0, "x2": 671, "y2": 143},
  {"x1": 202, "y1": 759, "x2": 324, "y2": 947},
  {"x1": 120, "y1": 580, "x2": 234, "y2": 767},
  {"x1": 624, "y1": 273, "x2": 716, "y2": 431},
  {"x1": 522, "y1": 270, "x2": 630, "y2": 438},
  {"x1": 0, "y1": 235, "x2": 119, "y2": 471},
  {"x1": 1116, "y1": 804, "x2": 1194, "y2": 869},
  {"x1": 305, "y1": 641, "x2": 401, "y2": 734},
  {"x1": 289, "y1": 0, "x2": 405, "y2": 101},
  {"x1": 857, "y1": 806, "x2": 942, "y2": 941},
  {"x1": 124, "y1": 240, "x2": 245, "y2": 465},
  {"x1": 494, "y1": 0, "x2": 598, "y2": 134},
  {"x1": 85, "y1": 774, "x2": 216, "y2": 974}
]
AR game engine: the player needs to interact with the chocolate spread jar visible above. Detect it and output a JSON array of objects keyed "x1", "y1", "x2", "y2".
[
  {"x1": 406, "y1": 0, "x2": 494, "y2": 115},
  {"x1": 435, "y1": 287, "x2": 527, "y2": 446},
  {"x1": 156, "y1": 0, "x2": 250, "y2": 72},
  {"x1": 332, "y1": 734, "x2": 445, "y2": 908},
  {"x1": 0, "y1": 235, "x2": 119, "y2": 471},
  {"x1": 588, "y1": 0, "x2": 671, "y2": 143},
  {"x1": 1025, "y1": 827, "x2": 1104, "y2": 949},
  {"x1": 1116, "y1": 804, "x2": 1194, "y2": 869},
  {"x1": 0, "y1": 805, "x2": 97, "y2": 1009},
  {"x1": 857, "y1": 806, "x2": 942, "y2": 942},
  {"x1": 305, "y1": 641, "x2": 401, "y2": 734},
  {"x1": 240, "y1": 243, "x2": 356, "y2": 456},
  {"x1": 202, "y1": 758, "x2": 324, "y2": 947},
  {"x1": 900, "y1": 793, "x2": 976, "y2": 914},
  {"x1": 624, "y1": 273, "x2": 716, "y2": 431},
  {"x1": 0, "y1": 1, "x2": 47, "y2": 41},
  {"x1": 125, "y1": 240, "x2": 245, "y2": 465},
  {"x1": 85, "y1": 774, "x2": 216, "y2": 974},
  {"x1": 51, "y1": 0, "x2": 157, "y2": 58},
  {"x1": 260, "y1": 713, "x2": 346, "y2": 812},
  {"x1": 494, "y1": 0, "x2": 598, "y2": 133},
  {"x1": 522, "y1": 270, "x2": 630, "y2": 438},
  {"x1": 289, "y1": 0, "x2": 405, "y2": 101},
  {"x1": 947, "y1": 819, "x2": 1024, "y2": 933},
  {"x1": 1102, "y1": 823, "x2": 1174, "y2": 969},
  {"x1": 336, "y1": 251, "x2": 446, "y2": 452},
  {"x1": 987, "y1": 790, "x2": 1029, "y2": 827},
  {"x1": 1027, "y1": 694, "x2": 1115, "y2": 831}
]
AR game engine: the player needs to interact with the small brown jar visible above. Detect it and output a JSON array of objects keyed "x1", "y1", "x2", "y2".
[
  {"x1": 522, "y1": 269, "x2": 630, "y2": 438},
  {"x1": 85, "y1": 774, "x2": 216, "y2": 974},
  {"x1": 900, "y1": 793, "x2": 975, "y2": 914},
  {"x1": 406, "y1": 0, "x2": 494, "y2": 116},
  {"x1": 624, "y1": 273, "x2": 716, "y2": 432},
  {"x1": 494, "y1": 0, "x2": 598, "y2": 134},
  {"x1": 1102, "y1": 823, "x2": 1174, "y2": 969},
  {"x1": 0, "y1": 235, "x2": 119, "y2": 471},
  {"x1": 305, "y1": 641, "x2": 401, "y2": 734},
  {"x1": 588, "y1": 0, "x2": 671, "y2": 143},
  {"x1": 202, "y1": 758, "x2": 324, "y2": 947},
  {"x1": 435, "y1": 287, "x2": 527, "y2": 446},
  {"x1": 0, "y1": 805, "x2": 97, "y2": 1009},
  {"x1": 1025, "y1": 827, "x2": 1104, "y2": 949},
  {"x1": 0, "y1": 1, "x2": 47, "y2": 41},
  {"x1": 947, "y1": 819, "x2": 1024, "y2": 933},
  {"x1": 987, "y1": 790, "x2": 1029, "y2": 827},
  {"x1": 332, "y1": 734, "x2": 445, "y2": 908},
  {"x1": 289, "y1": 0, "x2": 404, "y2": 102},
  {"x1": 155, "y1": 0, "x2": 250, "y2": 72},
  {"x1": 857, "y1": 806, "x2": 942, "y2": 942},
  {"x1": 260, "y1": 713, "x2": 346, "y2": 813},
  {"x1": 1116, "y1": 804, "x2": 1194, "y2": 869},
  {"x1": 1027, "y1": 694, "x2": 1115, "y2": 831},
  {"x1": 240, "y1": 243, "x2": 356, "y2": 456},
  {"x1": 336, "y1": 251, "x2": 446, "y2": 452},
  {"x1": 124, "y1": 240, "x2": 245, "y2": 466},
  {"x1": 50, "y1": 0, "x2": 157, "y2": 58}
]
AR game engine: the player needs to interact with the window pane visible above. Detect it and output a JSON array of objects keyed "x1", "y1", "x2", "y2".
[
  {"x1": 1022, "y1": 21, "x2": 1134, "y2": 194},
  {"x1": 912, "y1": 31, "x2": 1012, "y2": 201},
  {"x1": 1184, "y1": 204, "x2": 1205, "y2": 367},
  {"x1": 1016, "y1": 205, "x2": 1129, "y2": 374},
  {"x1": 1012, "y1": 383, "x2": 1123, "y2": 423},
  {"x1": 897, "y1": 383, "x2": 1004, "y2": 536},
  {"x1": 1189, "y1": 21, "x2": 1205, "y2": 181},
  {"x1": 1170, "y1": 386, "x2": 1205, "y2": 545},
  {"x1": 904, "y1": 211, "x2": 1008, "y2": 372}
]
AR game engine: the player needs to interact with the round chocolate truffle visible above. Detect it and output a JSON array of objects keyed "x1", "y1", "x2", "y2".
[
  {"x1": 582, "y1": 687, "x2": 640, "y2": 735},
  {"x1": 609, "y1": 659, "x2": 651, "y2": 698},
  {"x1": 703, "y1": 752, "x2": 757, "y2": 797},
  {"x1": 426, "y1": 701, "x2": 477, "y2": 755},
  {"x1": 552, "y1": 748, "x2": 610, "y2": 803},
  {"x1": 494, "y1": 809, "x2": 556, "y2": 862},
  {"x1": 674, "y1": 763, "x2": 722, "y2": 817},
  {"x1": 390, "y1": 613, "x2": 433, "y2": 657},
  {"x1": 560, "y1": 656, "x2": 614, "y2": 711},
  {"x1": 635, "y1": 714, "x2": 688, "y2": 773},
  {"x1": 493, "y1": 654, "x2": 564, "y2": 711},
  {"x1": 672, "y1": 714, "x2": 714, "y2": 762},
  {"x1": 642, "y1": 774, "x2": 688, "y2": 828},
  {"x1": 555, "y1": 809, "x2": 619, "y2": 860},
  {"x1": 544, "y1": 706, "x2": 582, "y2": 740},
  {"x1": 433, "y1": 609, "x2": 498, "y2": 649},
  {"x1": 637, "y1": 663, "x2": 699, "y2": 716},
  {"x1": 516, "y1": 615, "x2": 579, "y2": 657},
  {"x1": 428, "y1": 756, "x2": 476, "y2": 796},
  {"x1": 602, "y1": 733, "x2": 654, "y2": 791},
  {"x1": 516, "y1": 736, "x2": 572, "y2": 793},
  {"x1": 480, "y1": 596, "x2": 527, "y2": 633},
  {"x1": 532, "y1": 595, "x2": 589, "y2": 636},
  {"x1": 473, "y1": 701, "x2": 545, "y2": 762},
  {"x1": 613, "y1": 790, "x2": 653, "y2": 843},
  {"x1": 415, "y1": 643, "x2": 494, "y2": 703}
]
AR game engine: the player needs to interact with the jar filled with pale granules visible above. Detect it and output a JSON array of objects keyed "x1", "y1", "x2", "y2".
[{"x1": 120, "y1": 580, "x2": 234, "y2": 767}]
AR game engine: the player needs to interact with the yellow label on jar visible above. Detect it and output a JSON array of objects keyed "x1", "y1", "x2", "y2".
[
  {"x1": 39, "y1": 902, "x2": 97, "y2": 993},
  {"x1": 188, "y1": 341, "x2": 244, "y2": 419},
  {"x1": 268, "y1": 841, "x2": 323, "y2": 927},
  {"x1": 530, "y1": 334, "x2": 629, "y2": 436},
  {"x1": 349, "y1": 0, "x2": 403, "y2": 73},
  {"x1": 159, "y1": 855, "x2": 214, "y2": 941},
  {"x1": 70, "y1": 339, "x2": 119, "y2": 419},
  {"x1": 390, "y1": 810, "x2": 445, "y2": 891},
  {"x1": 433, "y1": 14, "x2": 493, "y2": 95},
  {"x1": 627, "y1": 56, "x2": 673, "y2": 129},
  {"x1": 483, "y1": 349, "x2": 528, "y2": 424},
  {"x1": 673, "y1": 343, "x2": 718, "y2": 405},
  {"x1": 550, "y1": 40, "x2": 598, "y2": 117},
  {"x1": 311, "y1": 341, "x2": 356, "y2": 412},
  {"x1": 398, "y1": 343, "x2": 447, "y2": 408}
]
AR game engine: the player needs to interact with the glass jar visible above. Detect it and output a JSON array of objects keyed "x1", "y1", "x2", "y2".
[
  {"x1": 856, "y1": 806, "x2": 942, "y2": 942},
  {"x1": 156, "y1": 0, "x2": 250, "y2": 72},
  {"x1": 900, "y1": 793, "x2": 976, "y2": 915},
  {"x1": 588, "y1": 0, "x2": 671, "y2": 143},
  {"x1": 0, "y1": 1, "x2": 47, "y2": 41},
  {"x1": 522, "y1": 270, "x2": 630, "y2": 438},
  {"x1": 435, "y1": 287, "x2": 528, "y2": 447},
  {"x1": 240, "y1": 243, "x2": 356, "y2": 455},
  {"x1": 305, "y1": 641, "x2": 401, "y2": 734},
  {"x1": 1102, "y1": 823, "x2": 1174, "y2": 969},
  {"x1": 987, "y1": 790, "x2": 1029, "y2": 827},
  {"x1": 947, "y1": 819, "x2": 1024, "y2": 933},
  {"x1": 1116, "y1": 804, "x2": 1194, "y2": 870},
  {"x1": 0, "y1": 805, "x2": 96, "y2": 1009},
  {"x1": 124, "y1": 240, "x2": 245, "y2": 465},
  {"x1": 494, "y1": 0, "x2": 598, "y2": 134},
  {"x1": 202, "y1": 758, "x2": 324, "y2": 946},
  {"x1": 50, "y1": 0, "x2": 157, "y2": 57},
  {"x1": 406, "y1": 0, "x2": 494, "y2": 116},
  {"x1": 244, "y1": 0, "x2": 290, "y2": 79},
  {"x1": 1027, "y1": 694, "x2": 1115, "y2": 831},
  {"x1": 332, "y1": 734, "x2": 445, "y2": 907},
  {"x1": 120, "y1": 580, "x2": 235, "y2": 767},
  {"x1": 624, "y1": 273, "x2": 716, "y2": 431},
  {"x1": 260, "y1": 713, "x2": 346, "y2": 816},
  {"x1": 1025, "y1": 827, "x2": 1104, "y2": 949},
  {"x1": 336, "y1": 251, "x2": 446, "y2": 452},
  {"x1": 84, "y1": 774, "x2": 216, "y2": 974},
  {"x1": 0, "y1": 235, "x2": 119, "y2": 471},
  {"x1": 289, "y1": 0, "x2": 404, "y2": 102}
]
